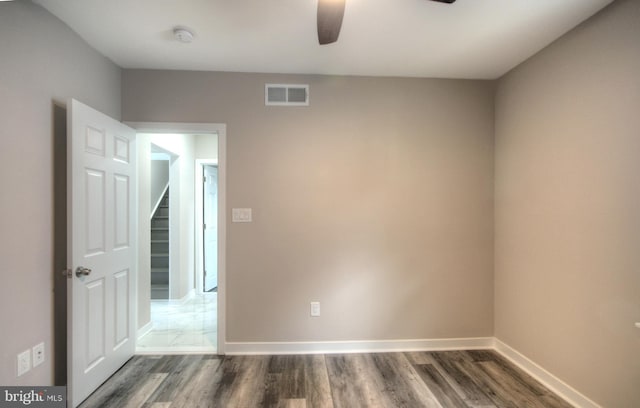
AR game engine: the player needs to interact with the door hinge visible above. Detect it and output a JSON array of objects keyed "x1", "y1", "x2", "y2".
[
  {"x1": 203, "y1": 223, "x2": 207, "y2": 230},
  {"x1": 203, "y1": 176, "x2": 207, "y2": 182}
]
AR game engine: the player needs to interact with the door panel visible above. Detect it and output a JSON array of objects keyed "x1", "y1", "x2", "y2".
[
  {"x1": 113, "y1": 269, "x2": 129, "y2": 348},
  {"x1": 114, "y1": 135, "x2": 130, "y2": 163},
  {"x1": 68, "y1": 99, "x2": 136, "y2": 407},
  {"x1": 85, "y1": 126, "x2": 105, "y2": 156},
  {"x1": 85, "y1": 278, "x2": 105, "y2": 369},
  {"x1": 85, "y1": 169, "x2": 106, "y2": 255},
  {"x1": 114, "y1": 174, "x2": 130, "y2": 248}
]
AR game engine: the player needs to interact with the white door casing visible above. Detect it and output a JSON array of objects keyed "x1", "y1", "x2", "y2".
[
  {"x1": 68, "y1": 99, "x2": 137, "y2": 407},
  {"x1": 203, "y1": 165, "x2": 218, "y2": 292}
]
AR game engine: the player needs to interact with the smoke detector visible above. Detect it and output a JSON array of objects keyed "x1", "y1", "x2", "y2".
[{"x1": 173, "y1": 27, "x2": 194, "y2": 43}]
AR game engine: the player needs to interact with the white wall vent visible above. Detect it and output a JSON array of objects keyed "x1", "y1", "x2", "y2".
[{"x1": 265, "y1": 84, "x2": 309, "y2": 106}]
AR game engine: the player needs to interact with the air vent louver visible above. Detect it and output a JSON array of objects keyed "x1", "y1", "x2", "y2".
[{"x1": 265, "y1": 84, "x2": 309, "y2": 106}]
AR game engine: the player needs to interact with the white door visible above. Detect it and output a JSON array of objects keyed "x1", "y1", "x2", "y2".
[
  {"x1": 203, "y1": 165, "x2": 218, "y2": 292},
  {"x1": 67, "y1": 99, "x2": 136, "y2": 407}
]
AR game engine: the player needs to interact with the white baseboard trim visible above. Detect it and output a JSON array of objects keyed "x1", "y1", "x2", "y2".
[
  {"x1": 179, "y1": 288, "x2": 196, "y2": 304},
  {"x1": 151, "y1": 288, "x2": 196, "y2": 305},
  {"x1": 136, "y1": 346, "x2": 216, "y2": 355},
  {"x1": 137, "y1": 321, "x2": 153, "y2": 340},
  {"x1": 225, "y1": 337, "x2": 494, "y2": 356},
  {"x1": 494, "y1": 338, "x2": 601, "y2": 408}
]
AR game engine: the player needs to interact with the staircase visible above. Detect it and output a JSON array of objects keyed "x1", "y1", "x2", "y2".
[{"x1": 150, "y1": 189, "x2": 170, "y2": 299}]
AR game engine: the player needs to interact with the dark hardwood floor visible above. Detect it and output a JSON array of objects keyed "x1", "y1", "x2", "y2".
[{"x1": 79, "y1": 350, "x2": 573, "y2": 408}]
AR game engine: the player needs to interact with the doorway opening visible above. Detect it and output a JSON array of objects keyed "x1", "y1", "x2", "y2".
[{"x1": 134, "y1": 128, "x2": 224, "y2": 354}]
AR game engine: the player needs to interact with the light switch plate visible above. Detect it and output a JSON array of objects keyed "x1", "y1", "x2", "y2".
[
  {"x1": 310, "y1": 301, "x2": 321, "y2": 317},
  {"x1": 232, "y1": 208, "x2": 252, "y2": 223}
]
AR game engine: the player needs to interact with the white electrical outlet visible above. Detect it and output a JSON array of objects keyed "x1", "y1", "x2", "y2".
[
  {"x1": 33, "y1": 342, "x2": 45, "y2": 368},
  {"x1": 310, "y1": 301, "x2": 321, "y2": 317},
  {"x1": 17, "y1": 349, "x2": 30, "y2": 377}
]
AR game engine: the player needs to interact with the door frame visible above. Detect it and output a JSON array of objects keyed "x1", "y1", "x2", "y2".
[{"x1": 127, "y1": 121, "x2": 227, "y2": 354}]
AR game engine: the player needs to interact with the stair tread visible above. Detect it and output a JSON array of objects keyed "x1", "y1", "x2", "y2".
[
  {"x1": 151, "y1": 253, "x2": 169, "y2": 257},
  {"x1": 151, "y1": 239, "x2": 169, "y2": 243},
  {"x1": 151, "y1": 227, "x2": 169, "y2": 230}
]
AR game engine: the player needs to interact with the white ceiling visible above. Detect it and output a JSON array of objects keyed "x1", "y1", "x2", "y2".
[{"x1": 34, "y1": 0, "x2": 613, "y2": 79}]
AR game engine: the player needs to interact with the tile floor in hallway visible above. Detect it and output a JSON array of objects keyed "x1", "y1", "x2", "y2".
[{"x1": 137, "y1": 292, "x2": 217, "y2": 353}]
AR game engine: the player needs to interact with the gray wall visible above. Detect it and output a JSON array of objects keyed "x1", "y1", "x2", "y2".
[
  {"x1": 123, "y1": 72, "x2": 496, "y2": 343},
  {"x1": 0, "y1": 2, "x2": 121, "y2": 385},
  {"x1": 494, "y1": 0, "x2": 640, "y2": 406}
]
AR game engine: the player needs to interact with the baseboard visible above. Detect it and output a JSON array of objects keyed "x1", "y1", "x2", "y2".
[
  {"x1": 136, "y1": 347, "x2": 216, "y2": 355},
  {"x1": 494, "y1": 338, "x2": 601, "y2": 408},
  {"x1": 225, "y1": 337, "x2": 494, "y2": 356},
  {"x1": 137, "y1": 321, "x2": 153, "y2": 340},
  {"x1": 179, "y1": 288, "x2": 196, "y2": 304},
  {"x1": 151, "y1": 288, "x2": 196, "y2": 305}
]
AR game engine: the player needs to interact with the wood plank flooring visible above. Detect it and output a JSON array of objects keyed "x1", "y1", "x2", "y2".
[{"x1": 79, "y1": 350, "x2": 573, "y2": 408}]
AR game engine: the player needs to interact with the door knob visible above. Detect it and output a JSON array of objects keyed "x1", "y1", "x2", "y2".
[{"x1": 75, "y1": 266, "x2": 92, "y2": 277}]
